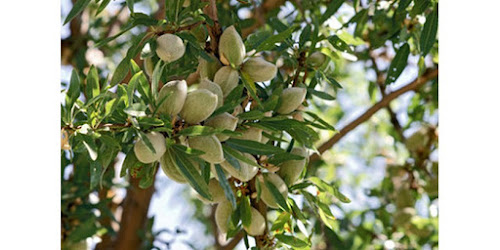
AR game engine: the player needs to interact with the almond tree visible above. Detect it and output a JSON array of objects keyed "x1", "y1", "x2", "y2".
[{"x1": 61, "y1": 0, "x2": 438, "y2": 249}]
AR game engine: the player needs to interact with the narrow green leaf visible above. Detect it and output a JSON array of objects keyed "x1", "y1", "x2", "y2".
[
  {"x1": 215, "y1": 164, "x2": 237, "y2": 209},
  {"x1": 267, "y1": 153, "x2": 304, "y2": 165},
  {"x1": 96, "y1": 0, "x2": 111, "y2": 15},
  {"x1": 127, "y1": 72, "x2": 142, "y2": 106},
  {"x1": 256, "y1": 25, "x2": 298, "y2": 52},
  {"x1": 90, "y1": 161, "x2": 103, "y2": 189},
  {"x1": 265, "y1": 178, "x2": 290, "y2": 212},
  {"x1": 385, "y1": 43, "x2": 410, "y2": 85},
  {"x1": 225, "y1": 139, "x2": 285, "y2": 155},
  {"x1": 420, "y1": 9, "x2": 438, "y2": 56},
  {"x1": 304, "y1": 111, "x2": 336, "y2": 131},
  {"x1": 67, "y1": 69, "x2": 81, "y2": 106},
  {"x1": 222, "y1": 148, "x2": 241, "y2": 170},
  {"x1": 110, "y1": 58, "x2": 130, "y2": 87},
  {"x1": 139, "y1": 164, "x2": 157, "y2": 188},
  {"x1": 320, "y1": 0, "x2": 345, "y2": 24},
  {"x1": 63, "y1": 0, "x2": 91, "y2": 25},
  {"x1": 172, "y1": 148, "x2": 212, "y2": 200},
  {"x1": 136, "y1": 130, "x2": 156, "y2": 154},
  {"x1": 121, "y1": 149, "x2": 139, "y2": 177},
  {"x1": 171, "y1": 144, "x2": 205, "y2": 156},
  {"x1": 239, "y1": 195, "x2": 252, "y2": 227},
  {"x1": 328, "y1": 35, "x2": 353, "y2": 53},
  {"x1": 240, "y1": 72, "x2": 262, "y2": 108},
  {"x1": 124, "y1": 103, "x2": 147, "y2": 117},
  {"x1": 307, "y1": 88, "x2": 335, "y2": 100},
  {"x1": 86, "y1": 66, "x2": 100, "y2": 99},
  {"x1": 126, "y1": 0, "x2": 134, "y2": 13},
  {"x1": 271, "y1": 212, "x2": 291, "y2": 231},
  {"x1": 151, "y1": 60, "x2": 165, "y2": 102},
  {"x1": 275, "y1": 234, "x2": 309, "y2": 248}
]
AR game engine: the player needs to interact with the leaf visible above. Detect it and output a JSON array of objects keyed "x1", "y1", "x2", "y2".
[
  {"x1": 320, "y1": 0, "x2": 345, "y2": 24},
  {"x1": 214, "y1": 164, "x2": 237, "y2": 209},
  {"x1": 222, "y1": 148, "x2": 241, "y2": 171},
  {"x1": 265, "y1": 178, "x2": 290, "y2": 212},
  {"x1": 110, "y1": 59, "x2": 130, "y2": 87},
  {"x1": 86, "y1": 66, "x2": 100, "y2": 99},
  {"x1": 177, "y1": 126, "x2": 216, "y2": 137},
  {"x1": 96, "y1": 0, "x2": 111, "y2": 15},
  {"x1": 237, "y1": 110, "x2": 265, "y2": 120},
  {"x1": 327, "y1": 35, "x2": 354, "y2": 54},
  {"x1": 308, "y1": 177, "x2": 351, "y2": 203},
  {"x1": 225, "y1": 139, "x2": 285, "y2": 155},
  {"x1": 151, "y1": 60, "x2": 165, "y2": 102},
  {"x1": 81, "y1": 135, "x2": 98, "y2": 161},
  {"x1": 267, "y1": 153, "x2": 304, "y2": 165},
  {"x1": 171, "y1": 144, "x2": 205, "y2": 156},
  {"x1": 124, "y1": 103, "x2": 147, "y2": 117},
  {"x1": 127, "y1": 72, "x2": 142, "y2": 106},
  {"x1": 139, "y1": 164, "x2": 157, "y2": 188},
  {"x1": 172, "y1": 148, "x2": 212, "y2": 200},
  {"x1": 222, "y1": 145, "x2": 260, "y2": 168},
  {"x1": 66, "y1": 216, "x2": 98, "y2": 242},
  {"x1": 256, "y1": 25, "x2": 298, "y2": 52},
  {"x1": 271, "y1": 212, "x2": 291, "y2": 231},
  {"x1": 63, "y1": 0, "x2": 91, "y2": 25},
  {"x1": 239, "y1": 195, "x2": 252, "y2": 227},
  {"x1": 136, "y1": 130, "x2": 156, "y2": 154},
  {"x1": 67, "y1": 69, "x2": 81, "y2": 106},
  {"x1": 121, "y1": 149, "x2": 139, "y2": 177},
  {"x1": 304, "y1": 111, "x2": 336, "y2": 131},
  {"x1": 275, "y1": 234, "x2": 309, "y2": 248},
  {"x1": 126, "y1": 0, "x2": 134, "y2": 13},
  {"x1": 298, "y1": 25, "x2": 311, "y2": 48},
  {"x1": 240, "y1": 72, "x2": 262, "y2": 108},
  {"x1": 385, "y1": 43, "x2": 410, "y2": 85},
  {"x1": 307, "y1": 88, "x2": 335, "y2": 100},
  {"x1": 90, "y1": 161, "x2": 103, "y2": 189},
  {"x1": 420, "y1": 9, "x2": 438, "y2": 56}
]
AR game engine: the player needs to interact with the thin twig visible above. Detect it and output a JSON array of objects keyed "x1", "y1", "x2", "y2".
[{"x1": 309, "y1": 68, "x2": 438, "y2": 164}]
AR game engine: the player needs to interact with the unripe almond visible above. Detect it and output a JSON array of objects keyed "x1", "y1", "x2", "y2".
[
  {"x1": 160, "y1": 148, "x2": 186, "y2": 183},
  {"x1": 243, "y1": 207, "x2": 266, "y2": 236},
  {"x1": 258, "y1": 173, "x2": 288, "y2": 209},
  {"x1": 308, "y1": 51, "x2": 327, "y2": 68},
  {"x1": 188, "y1": 135, "x2": 225, "y2": 164},
  {"x1": 213, "y1": 66, "x2": 239, "y2": 97},
  {"x1": 196, "y1": 178, "x2": 227, "y2": 204},
  {"x1": 198, "y1": 54, "x2": 222, "y2": 80},
  {"x1": 220, "y1": 153, "x2": 258, "y2": 182},
  {"x1": 232, "y1": 127, "x2": 262, "y2": 142},
  {"x1": 157, "y1": 80, "x2": 187, "y2": 117},
  {"x1": 180, "y1": 89, "x2": 218, "y2": 124},
  {"x1": 204, "y1": 112, "x2": 238, "y2": 142},
  {"x1": 219, "y1": 26, "x2": 245, "y2": 67},
  {"x1": 155, "y1": 34, "x2": 185, "y2": 63},
  {"x1": 277, "y1": 147, "x2": 308, "y2": 185},
  {"x1": 133, "y1": 132, "x2": 167, "y2": 164},
  {"x1": 275, "y1": 87, "x2": 307, "y2": 114},
  {"x1": 215, "y1": 200, "x2": 233, "y2": 234},
  {"x1": 241, "y1": 57, "x2": 277, "y2": 82},
  {"x1": 199, "y1": 79, "x2": 224, "y2": 108}
]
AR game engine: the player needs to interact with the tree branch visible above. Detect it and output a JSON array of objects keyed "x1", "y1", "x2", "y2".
[{"x1": 309, "y1": 68, "x2": 438, "y2": 164}]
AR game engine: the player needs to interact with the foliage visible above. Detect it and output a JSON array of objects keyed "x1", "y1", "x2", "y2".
[{"x1": 61, "y1": 0, "x2": 438, "y2": 249}]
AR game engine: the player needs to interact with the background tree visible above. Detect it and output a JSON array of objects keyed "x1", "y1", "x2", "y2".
[{"x1": 61, "y1": 0, "x2": 438, "y2": 249}]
